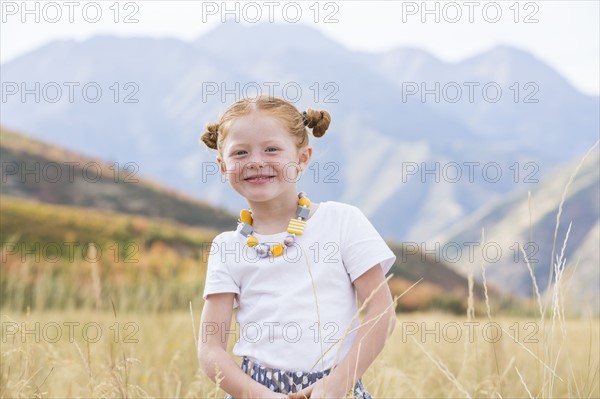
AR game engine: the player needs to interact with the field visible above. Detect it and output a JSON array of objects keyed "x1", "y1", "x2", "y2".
[
  {"x1": 1, "y1": 309, "x2": 598, "y2": 398},
  {"x1": 1, "y1": 141, "x2": 598, "y2": 397},
  {"x1": 1, "y1": 196, "x2": 599, "y2": 398}
]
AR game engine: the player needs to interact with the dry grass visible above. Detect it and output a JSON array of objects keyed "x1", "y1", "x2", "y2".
[
  {"x1": 1, "y1": 310, "x2": 211, "y2": 398},
  {"x1": 1, "y1": 309, "x2": 597, "y2": 398},
  {"x1": 374, "y1": 313, "x2": 598, "y2": 398}
]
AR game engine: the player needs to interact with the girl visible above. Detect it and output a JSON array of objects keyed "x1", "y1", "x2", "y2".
[{"x1": 198, "y1": 95, "x2": 397, "y2": 399}]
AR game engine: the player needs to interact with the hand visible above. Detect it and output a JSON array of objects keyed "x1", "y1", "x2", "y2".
[
  {"x1": 257, "y1": 392, "x2": 288, "y2": 398},
  {"x1": 252, "y1": 386, "x2": 289, "y2": 398},
  {"x1": 265, "y1": 391, "x2": 289, "y2": 398},
  {"x1": 287, "y1": 377, "x2": 348, "y2": 399}
]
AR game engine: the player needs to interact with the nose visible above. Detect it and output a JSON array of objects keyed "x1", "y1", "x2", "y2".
[
  {"x1": 247, "y1": 154, "x2": 265, "y2": 169},
  {"x1": 246, "y1": 161, "x2": 264, "y2": 170}
]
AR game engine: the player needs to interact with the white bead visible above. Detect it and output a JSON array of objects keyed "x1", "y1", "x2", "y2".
[
  {"x1": 255, "y1": 244, "x2": 270, "y2": 258},
  {"x1": 284, "y1": 235, "x2": 295, "y2": 246}
]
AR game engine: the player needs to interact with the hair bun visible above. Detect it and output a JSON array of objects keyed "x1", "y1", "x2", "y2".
[
  {"x1": 303, "y1": 109, "x2": 331, "y2": 138},
  {"x1": 200, "y1": 123, "x2": 220, "y2": 150}
]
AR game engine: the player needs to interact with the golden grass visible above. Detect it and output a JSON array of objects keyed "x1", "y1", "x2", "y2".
[
  {"x1": 374, "y1": 313, "x2": 599, "y2": 398},
  {"x1": 1, "y1": 310, "x2": 597, "y2": 398}
]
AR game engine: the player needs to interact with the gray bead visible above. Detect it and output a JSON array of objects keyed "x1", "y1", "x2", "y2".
[
  {"x1": 296, "y1": 205, "x2": 310, "y2": 219},
  {"x1": 240, "y1": 223, "x2": 254, "y2": 237},
  {"x1": 298, "y1": 191, "x2": 307, "y2": 198},
  {"x1": 284, "y1": 235, "x2": 295, "y2": 246},
  {"x1": 255, "y1": 244, "x2": 270, "y2": 258}
]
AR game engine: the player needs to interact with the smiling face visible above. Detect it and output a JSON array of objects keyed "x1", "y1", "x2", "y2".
[{"x1": 217, "y1": 111, "x2": 312, "y2": 204}]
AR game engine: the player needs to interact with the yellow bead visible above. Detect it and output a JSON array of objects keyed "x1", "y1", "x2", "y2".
[
  {"x1": 240, "y1": 209, "x2": 253, "y2": 224},
  {"x1": 272, "y1": 244, "x2": 284, "y2": 257},
  {"x1": 246, "y1": 235, "x2": 258, "y2": 247},
  {"x1": 298, "y1": 197, "x2": 310, "y2": 208},
  {"x1": 287, "y1": 219, "x2": 306, "y2": 235}
]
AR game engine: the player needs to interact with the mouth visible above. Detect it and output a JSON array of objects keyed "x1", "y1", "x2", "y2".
[{"x1": 245, "y1": 175, "x2": 275, "y2": 182}]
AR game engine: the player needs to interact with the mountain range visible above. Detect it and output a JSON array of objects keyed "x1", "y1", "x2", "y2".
[{"x1": 2, "y1": 23, "x2": 598, "y2": 243}]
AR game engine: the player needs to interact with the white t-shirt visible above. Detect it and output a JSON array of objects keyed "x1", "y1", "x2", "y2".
[{"x1": 202, "y1": 200, "x2": 397, "y2": 372}]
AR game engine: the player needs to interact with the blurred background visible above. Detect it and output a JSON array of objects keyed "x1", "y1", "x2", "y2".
[{"x1": 1, "y1": 1, "x2": 599, "y2": 397}]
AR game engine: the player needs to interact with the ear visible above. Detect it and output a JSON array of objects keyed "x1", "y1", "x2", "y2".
[
  {"x1": 297, "y1": 146, "x2": 312, "y2": 172},
  {"x1": 217, "y1": 156, "x2": 226, "y2": 175}
]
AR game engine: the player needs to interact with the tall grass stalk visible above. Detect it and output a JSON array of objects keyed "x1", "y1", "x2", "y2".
[
  {"x1": 544, "y1": 140, "x2": 599, "y2": 317},
  {"x1": 479, "y1": 227, "x2": 502, "y2": 396}
]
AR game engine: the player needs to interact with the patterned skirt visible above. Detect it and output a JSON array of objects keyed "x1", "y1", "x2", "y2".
[{"x1": 223, "y1": 356, "x2": 372, "y2": 398}]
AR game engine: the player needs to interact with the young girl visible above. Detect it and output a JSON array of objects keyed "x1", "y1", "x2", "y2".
[{"x1": 198, "y1": 95, "x2": 397, "y2": 399}]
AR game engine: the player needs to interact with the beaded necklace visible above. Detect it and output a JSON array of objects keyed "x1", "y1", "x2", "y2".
[{"x1": 238, "y1": 192, "x2": 310, "y2": 258}]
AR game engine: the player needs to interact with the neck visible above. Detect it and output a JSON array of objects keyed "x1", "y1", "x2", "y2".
[{"x1": 247, "y1": 191, "x2": 298, "y2": 232}]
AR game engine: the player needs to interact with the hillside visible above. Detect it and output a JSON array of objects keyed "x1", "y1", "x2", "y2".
[
  {"x1": 386, "y1": 241, "x2": 504, "y2": 313},
  {"x1": 436, "y1": 146, "x2": 599, "y2": 314},
  {"x1": 1, "y1": 127, "x2": 237, "y2": 231},
  {"x1": 0, "y1": 195, "x2": 218, "y2": 255},
  {"x1": 1, "y1": 196, "x2": 500, "y2": 314}
]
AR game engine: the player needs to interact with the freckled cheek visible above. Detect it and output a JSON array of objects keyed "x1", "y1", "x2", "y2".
[
  {"x1": 267, "y1": 155, "x2": 290, "y2": 168},
  {"x1": 278, "y1": 157, "x2": 301, "y2": 169},
  {"x1": 223, "y1": 159, "x2": 245, "y2": 172}
]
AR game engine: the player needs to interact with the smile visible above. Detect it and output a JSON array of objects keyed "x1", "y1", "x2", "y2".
[{"x1": 245, "y1": 175, "x2": 275, "y2": 183}]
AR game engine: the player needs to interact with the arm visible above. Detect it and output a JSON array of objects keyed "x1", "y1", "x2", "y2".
[
  {"x1": 198, "y1": 292, "x2": 286, "y2": 398},
  {"x1": 289, "y1": 264, "x2": 396, "y2": 398},
  {"x1": 326, "y1": 264, "x2": 397, "y2": 392}
]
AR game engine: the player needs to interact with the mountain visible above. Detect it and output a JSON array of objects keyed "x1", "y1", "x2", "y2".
[
  {"x1": 435, "y1": 146, "x2": 599, "y2": 314},
  {"x1": 1, "y1": 23, "x2": 598, "y2": 243},
  {"x1": 0, "y1": 128, "x2": 237, "y2": 231},
  {"x1": 376, "y1": 44, "x2": 598, "y2": 161}
]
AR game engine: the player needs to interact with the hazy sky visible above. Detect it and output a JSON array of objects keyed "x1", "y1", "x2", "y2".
[{"x1": 2, "y1": 0, "x2": 598, "y2": 95}]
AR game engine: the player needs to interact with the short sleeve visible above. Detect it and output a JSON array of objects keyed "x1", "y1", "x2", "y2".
[
  {"x1": 202, "y1": 236, "x2": 241, "y2": 309},
  {"x1": 341, "y1": 205, "x2": 397, "y2": 282}
]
